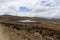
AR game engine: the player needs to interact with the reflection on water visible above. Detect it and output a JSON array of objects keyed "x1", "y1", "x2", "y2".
[{"x1": 19, "y1": 20, "x2": 36, "y2": 22}]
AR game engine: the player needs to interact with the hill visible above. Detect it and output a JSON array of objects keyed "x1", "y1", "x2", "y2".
[{"x1": 0, "y1": 15, "x2": 60, "y2": 40}]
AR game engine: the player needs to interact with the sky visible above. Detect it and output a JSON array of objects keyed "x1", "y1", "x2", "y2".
[{"x1": 0, "y1": 0, "x2": 60, "y2": 18}]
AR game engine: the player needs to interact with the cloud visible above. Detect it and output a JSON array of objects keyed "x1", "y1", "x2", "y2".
[
  {"x1": 0, "y1": 0, "x2": 37, "y2": 12},
  {"x1": 0, "y1": 0, "x2": 60, "y2": 18}
]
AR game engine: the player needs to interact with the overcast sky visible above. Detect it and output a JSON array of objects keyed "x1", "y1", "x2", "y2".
[{"x1": 0, "y1": 0, "x2": 60, "y2": 18}]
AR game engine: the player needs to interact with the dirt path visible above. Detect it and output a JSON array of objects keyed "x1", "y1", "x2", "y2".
[{"x1": 0, "y1": 24, "x2": 9, "y2": 40}]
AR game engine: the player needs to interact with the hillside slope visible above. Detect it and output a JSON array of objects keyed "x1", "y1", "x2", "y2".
[{"x1": 0, "y1": 15, "x2": 60, "y2": 40}]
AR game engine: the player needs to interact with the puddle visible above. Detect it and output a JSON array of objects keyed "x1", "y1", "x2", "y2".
[{"x1": 19, "y1": 20, "x2": 36, "y2": 22}]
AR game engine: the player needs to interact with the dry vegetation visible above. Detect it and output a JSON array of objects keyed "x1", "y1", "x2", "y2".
[{"x1": 0, "y1": 15, "x2": 60, "y2": 40}]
